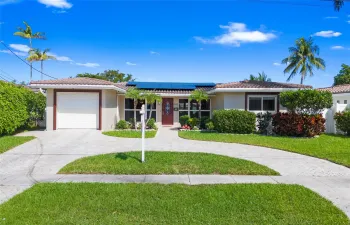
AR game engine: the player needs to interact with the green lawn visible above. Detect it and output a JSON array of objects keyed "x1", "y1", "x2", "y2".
[
  {"x1": 0, "y1": 136, "x2": 35, "y2": 154},
  {"x1": 0, "y1": 183, "x2": 348, "y2": 225},
  {"x1": 59, "y1": 151, "x2": 278, "y2": 175},
  {"x1": 179, "y1": 132, "x2": 350, "y2": 167},
  {"x1": 103, "y1": 130, "x2": 157, "y2": 138}
]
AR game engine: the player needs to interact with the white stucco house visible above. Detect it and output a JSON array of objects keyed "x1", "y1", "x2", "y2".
[
  {"x1": 318, "y1": 84, "x2": 350, "y2": 105},
  {"x1": 29, "y1": 78, "x2": 311, "y2": 131}
]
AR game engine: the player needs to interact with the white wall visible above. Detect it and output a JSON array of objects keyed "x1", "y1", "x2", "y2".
[
  {"x1": 46, "y1": 89, "x2": 54, "y2": 131},
  {"x1": 324, "y1": 103, "x2": 349, "y2": 134},
  {"x1": 101, "y1": 89, "x2": 118, "y2": 131},
  {"x1": 333, "y1": 94, "x2": 350, "y2": 105},
  {"x1": 223, "y1": 93, "x2": 245, "y2": 110}
]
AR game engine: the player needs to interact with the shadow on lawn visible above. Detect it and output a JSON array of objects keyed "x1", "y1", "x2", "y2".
[{"x1": 115, "y1": 153, "x2": 142, "y2": 162}]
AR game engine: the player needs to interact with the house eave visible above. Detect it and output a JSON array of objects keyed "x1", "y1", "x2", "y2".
[
  {"x1": 29, "y1": 84, "x2": 126, "y2": 93},
  {"x1": 208, "y1": 88, "x2": 302, "y2": 94}
]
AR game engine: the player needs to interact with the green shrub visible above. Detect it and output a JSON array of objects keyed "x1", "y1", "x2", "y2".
[
  {"x1": 128, "y1": 118, "x2": 136, "y2": 129},
  {"x1": 334, "y1": 110, "x2": 350, "y2": 136},
  {"x1": 116, "y1": 120, "x2": 129, "y2": 129},
  {"x1": 205, "y1": 121, "x2": 215, "y2": 130},
  {"x1": 256, "y1": 112, "x2": 273, "y2": 135},
  {"x1": 188, "y1": 118, "x2": 199, "y2": 128},
  {"x1": 179, "y1": 115, "x2": 190, "y2": 126},
  {"x1": 212, "y1": 110, "x2": 256, "y2": 134},
  {"x1": 0, "y1": 81, "x2": 46, "y2": 135},
  {"x1": 280, "y1": 89, "x2": 332, "y2": 114},
  {"x1": 147, "y1": 118, "x2": 157, "y2": 130},
  {"x1": 199, "y1": 116, "x2": 210, "y2": 129}
]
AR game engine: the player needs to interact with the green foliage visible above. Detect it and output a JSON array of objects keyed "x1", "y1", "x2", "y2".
[
  {"x1": 116, "y1": 120, "x2": 129, "y2": 129},
  {"x1": 76, "y1": 70, "x2": 134, "y2": 83},
  {"x1": 189, "y1": 89, "x2": 209, "y2": 119},
  {"x1": 282, "y1": 37, "x2": 325, "y2": 84},
  {"x1": 0, "y1": 81, "x2": 46, "y2": 135},
  {"x1": 256, "y1": 112, "x2": 273, "y2": 135},
  {"x1": 334, "y1": 64, "x2": 350, "y2": 85},
  {"x1": 188, "y1": 118, "x2": 199, "y2": 128},
  {"x1": 212, "y1": 110, "x2": 256, "y2": 134},
  {"x1": 205, "y1": 121, "x2": 215, "y2": 130},
  {"x1": 179, "y1": 115, "x2": 190, "y2": 126},
  {"x1": 146, "y1": 118, "x2": 157, "y2": 130},
  {"x1": 199, "y1": 116, "x2": 210, "y2": 129},
  {"x1": 280, "y1": 89, "x2": 333, "y2": 114},
  {"x1": 249, "y1": 71, "x2": 272, "y2": 82},
  {"x1": 334, "y1": 111, "x2": 350, "y2": 136}
]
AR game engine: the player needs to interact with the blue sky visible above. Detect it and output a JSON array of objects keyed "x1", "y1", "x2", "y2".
[{"x1": 0, "y1": 0, "x2": 349, "y2": 87}]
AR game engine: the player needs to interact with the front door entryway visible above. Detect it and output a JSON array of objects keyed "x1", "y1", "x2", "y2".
[{"x1": 162, "y1": 98, "x2": 173, "y2": 125}]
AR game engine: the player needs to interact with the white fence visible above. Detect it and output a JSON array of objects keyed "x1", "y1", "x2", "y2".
[{"x1": 323, "y1": 103, "x2": 349, "y2": 134}]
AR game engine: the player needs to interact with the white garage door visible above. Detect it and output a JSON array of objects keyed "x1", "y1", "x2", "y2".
[{"x1": 57, "y1": 92, "x2": 99, "y2": 129}]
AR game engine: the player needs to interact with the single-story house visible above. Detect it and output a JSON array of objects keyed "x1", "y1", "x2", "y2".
[
  {"x1": 29, "y1": 78, "x2": 311, "y2": 131},
  {"x1": 317, "y1": 84, "x2": 350, "y2": 105}
]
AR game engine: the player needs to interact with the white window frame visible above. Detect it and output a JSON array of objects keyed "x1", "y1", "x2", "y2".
[
  {"x1": 247, "y1": 95, "x2": 277, "y2": 113},
  {"x1": 178, "y1": 98, "x2": 211, "y2": 118},
  {"x1": 124, "y1": 98, "x2": 156, "y2": 122}
]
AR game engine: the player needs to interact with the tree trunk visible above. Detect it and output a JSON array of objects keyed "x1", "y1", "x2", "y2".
[
  {"x1": 41, "y1": 61, "x2": 43, "y2": 80},
  {"x1": 147, "y1": 104, "x2": 153, "y2": 125},
  {"x1": 134, "y1": 100, "x2": 137, "y2": 131},
  {"x1": 29, "y1": 39, "x2": 32, "y2": 81},
  {"x1": 300, "y1": 75, "x2": 304, "y2": 84},
  {"x1": 199, "y1": 102, "x2": 202, "y2": 119}
]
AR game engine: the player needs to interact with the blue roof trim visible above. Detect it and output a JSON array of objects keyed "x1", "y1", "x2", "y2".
[{"x1": 126, "y1": 82, "x2": 216, "y2": 90}]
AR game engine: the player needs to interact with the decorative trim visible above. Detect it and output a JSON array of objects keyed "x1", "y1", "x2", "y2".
[{"x1": 53, "y1": 89, "x2": 102, "y2": 130}]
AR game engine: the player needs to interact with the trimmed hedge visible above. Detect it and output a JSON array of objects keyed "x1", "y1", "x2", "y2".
[
  {"x1": 334, "y1": 110, "x2": 350, "y2": 136},
  {"x1": 179, "y1": 115, "x2": 190, "y2": 126},
  {"x1": 212, "y1": 110, "x2": 256, "y2": 134},
  {"x1": 0, "y1": 81, "x2": 46, "y2": 135},
  {"x1": 272, "y1": 113, "x2": 325, "y2": 137}
]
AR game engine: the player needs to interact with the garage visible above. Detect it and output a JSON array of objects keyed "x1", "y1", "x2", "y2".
[{"x1": 56, "y1": 91, "x2": 100, "y2": 129}]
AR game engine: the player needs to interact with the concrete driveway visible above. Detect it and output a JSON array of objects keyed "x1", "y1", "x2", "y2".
[{"x1": 1, "y1": 127, "x2": 350, "y2": 217}]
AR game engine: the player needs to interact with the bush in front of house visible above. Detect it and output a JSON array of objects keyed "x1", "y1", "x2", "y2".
[
  {"x1": 199, "y1": 116, "x2": 210, "y2": 129},
  {"x1": 205, "y1": 121, "x2": 215, "y2": 130},
  {"x1": 179, "y1": 115, "x2": 190, "y2": 126},
  {"x1": 188, "y1": 118, "x2": 199, "y2": 129},
  {"x1": 0, "y1": 81, "x2": 46, "y2": 135},
  {"x1": 212, "y1": 110, "x2": 256, "y2": 134},
  {"x1": 334, "y1": 109, "x2": 350, "y2": 136},
  {"x1": 256, "y1": 112, "x2": 273, "y2": 135},
  {"x1": 116, "y1": 120, "x2": 129, "y2": 129},
  {"x1": 147, "y1": 118, "x2": 157, "y2": 130},
  {"x1": 280, "y1": 89, "x2": 333, "y2": 114},
  {"x1": 272, "y1": 113, "x2": 325, "y2": 137}
]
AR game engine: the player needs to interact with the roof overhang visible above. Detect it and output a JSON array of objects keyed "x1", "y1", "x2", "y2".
[
  {"x1": 332, "y1": 92, "x2": 350, "y2": 97},
  {"x1": 29, "y1": 84, "x2": 126, "y2": 93},
  {"x1": 117, "y1": 93, "x2": 216, "y2": 97},
  {"x1": 208, "y1": 88, "x2": 302, "y2": 94}
]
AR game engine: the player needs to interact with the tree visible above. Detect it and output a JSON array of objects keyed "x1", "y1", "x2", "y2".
[
  {"x1": 143, "y1": 92, "x2": 162, "y2": 124},
  {"x1": 333, "y1": 0, "x2": 344, "y2": 11},
  {"x1": 249, "y1": 72, "x2": 272, "y2": 82},
  {"x1": 282, "y1": 37, "x2": 325, "y2": 84},
  {"x1": 334, "y1": 64, "x2": 350, "y2": 86},
  {"x1": 13, "y1": 21, "x2": 46, "y2": 80},
  {"x1": 27, "y1": 49, "x2": 56, "y2": 80},
  {"x1": 189, "y1": 89, "x2": 209, "y2": 119},
  {"x1": 125, "y1": 88, "x2": 143, "y2": 130},
  {"x1": 76, "y1": 70, "x2": 135, "y2": 83}
]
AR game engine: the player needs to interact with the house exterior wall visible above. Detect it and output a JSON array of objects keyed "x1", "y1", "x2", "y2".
[
  {"x1": 118, "y1": 95, "x2": 125, "y2": 121},
  {"x1": 224, "y1": 93, "x2": 245, "y2": 110},
  {"x1": 333, "y1": 94, "x2": 350, "y2": 105},
  {"x1": 46, "y1": 89, "x2": 54, "y2": 131},
  {"x1": 101, "y1": 89, "x2": 118, "y2": 131}
]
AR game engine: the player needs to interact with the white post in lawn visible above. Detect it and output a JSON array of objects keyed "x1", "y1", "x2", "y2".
[{"x1": 140, "y1": 104, "x2": 146, "y2": 162}]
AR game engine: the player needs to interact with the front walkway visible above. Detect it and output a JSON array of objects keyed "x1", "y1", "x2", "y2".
[{"x1": 1, "y1": 126, "x2": 350, "y2": 217}]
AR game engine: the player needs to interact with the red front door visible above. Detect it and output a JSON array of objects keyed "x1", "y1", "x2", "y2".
[{"x1": 162, "y1": 98, "x2": 173, "y2": 125}]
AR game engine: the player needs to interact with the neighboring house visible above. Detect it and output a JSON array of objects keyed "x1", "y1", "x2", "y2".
[
  {"x1": 29, "y1": 78, "x2": 310, "y2": 131},
  {"x1": 318, "y1": 84, "x2": 350, "y2": 105}
]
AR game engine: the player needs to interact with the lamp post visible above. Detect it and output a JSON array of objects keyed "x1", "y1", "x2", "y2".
[{"x1": 140, "y1": 104, "x2": 146, "y2": 162}]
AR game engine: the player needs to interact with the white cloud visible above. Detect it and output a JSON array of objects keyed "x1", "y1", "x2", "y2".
[
  {"x1": 150, "y1": 51, "x2": 160, "y2": 55},
  {"x1": 273, "y1": 62, "x2": 281, "y2": 66},
  {"x1": 194, "y1": 22, "x2": 277, "y2": 47},
  {"x1": 52, "y1": 9, "x2": 67, "y2": 14},
  {"x1": 347, "y1": 20, "x2": 350, "y2": 24},
  {"x1": 126, "y1": 61, "x2": 137, "y2": 66},
  {"x1": 9, "y1": 44, "x2": 30, "y2": 53},
  {"x1": 0, "y1": 0, "x2": 19, "y2": 6},
  {"x1": 324, "y1": 16, "x2": 338, "y2": 19},
  {"x1": 331, "y1": 45, "x2": 345, "y2": 50},
  {"x1": 76, "y1": 62, "x2": 100, "y2": 68},
  {"x1": 48, "y1": 53, "x2": 73, "y2": 62},
  {"x1": 313, "y1": 30, "x2": 342, "y2": 38},
  {"x1": 37, "y1": 0, "x2": 72, "y2": 9},
  {"x1": 0, "y1": 50, "x2": 27, "y2": 57}
]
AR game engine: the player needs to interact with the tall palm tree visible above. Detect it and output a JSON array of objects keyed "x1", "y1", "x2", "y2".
[
  {"x1": 333, "y1": 0, "x2": 344, "y2": 11},
  {"x1": 249, "y1": 72, "x2": 272, "y2": 82},
  {"x1": 189, "y1": 89, "x2": 209, "y2": 119},
  {"x1": 13, "y1": 21, "x2": 46, "y2": 80},
  {"x1": 143, "y1": 92, "x2": 162, "y2": 124},
  {"x1": 27, "y1": 49, "x2": 56, "y2": 80},
  {"x1": 282, "y1": 37, "x2": 325, "y2": 84}
]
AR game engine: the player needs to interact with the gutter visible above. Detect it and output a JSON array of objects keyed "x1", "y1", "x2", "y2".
[
  {"x1": 29, "y1": 84, "x2": 127, "y2": 93},
  {"x1": 208, "y1": 88, "x2": 302, "y2": 94}
]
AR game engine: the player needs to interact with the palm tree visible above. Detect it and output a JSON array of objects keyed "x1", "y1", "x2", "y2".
[
  {"x1": 13, "y1": 21, "x2": 46, "y2": 80},
  {"x1": 333, "y1": 0, "x2": 344, "y2": 11},
  {"x1": 27, "y1": 49, "x2": 56, "y2": 80},
  {"x1": 143, "y1": 92, "x2": 162, "y2": 124},
  {"x1": 282, "y1": 37, "x2": 325, "y2": 85},
  {"x1": 125, "y1": 88, "x2": 143, "y2": 130},
  {"x1": 189, "y1": 89, "x2": 209, "y2": 119},
  {"x1": 249, "y1": 72, "x2": 272, "y2": 82}
]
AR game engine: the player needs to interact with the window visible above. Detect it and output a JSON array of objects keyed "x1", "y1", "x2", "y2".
[
  {"x1": 248, "y1": 96, "x2": 276, "y2": 112},
  {"x1": 179, "y1": 99, "x2": 211, "y2": 118},
  {"x1": 125, "y1": 98, "x2": 156, "y2": 122},
  {"x1": 345, "y1": 100, "x2": 348, "y2": 104}
]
